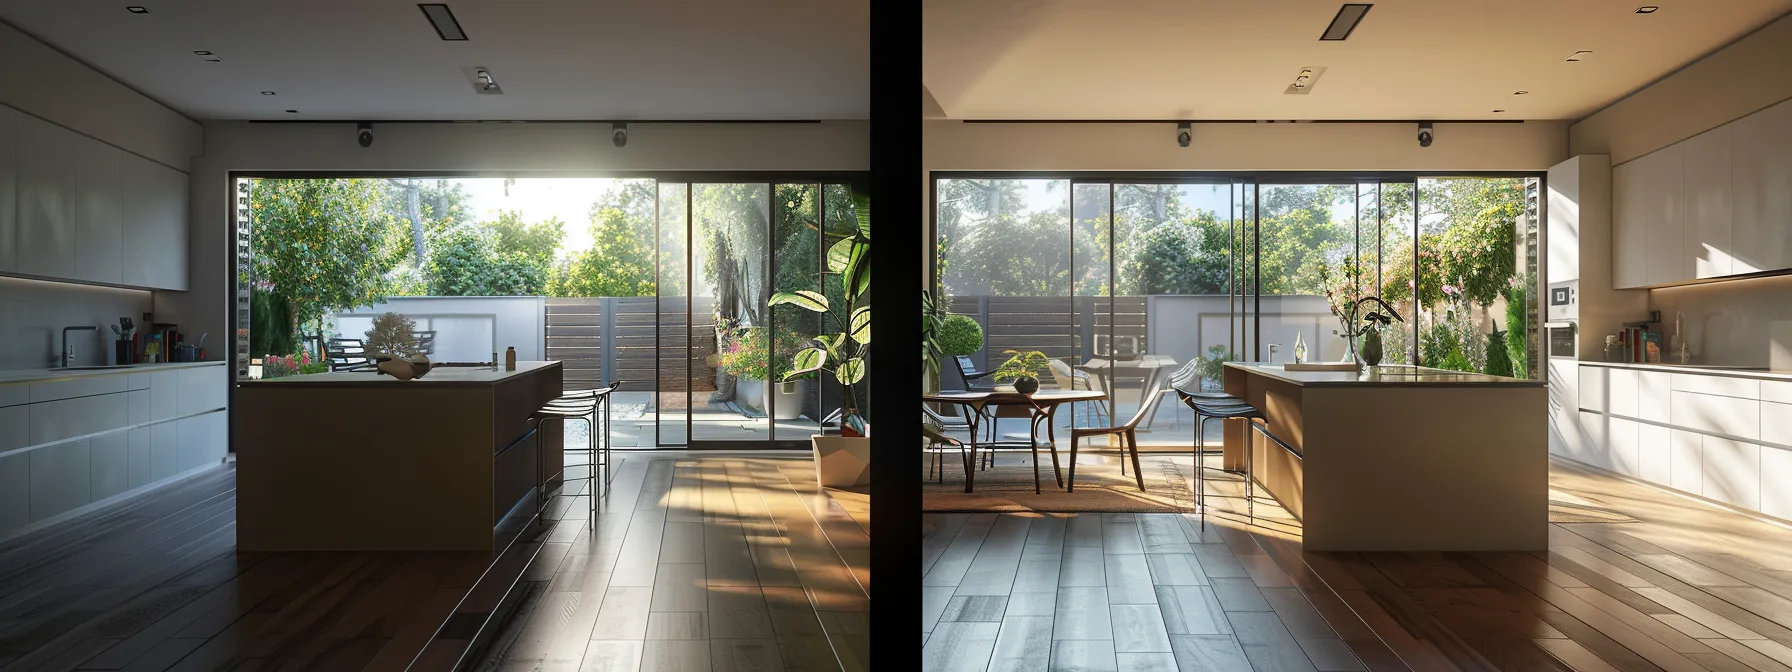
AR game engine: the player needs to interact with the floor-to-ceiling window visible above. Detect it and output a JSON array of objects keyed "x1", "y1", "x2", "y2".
[
  {"x1": 234, "y1": 173, "x2": 862, "y2": 451},
  {"x1": 930, "y1": 173, "x2": 1545, "y2": 414}
]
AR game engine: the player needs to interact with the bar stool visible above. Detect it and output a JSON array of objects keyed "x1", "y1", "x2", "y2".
[
  {"x1": 1184, "y1": 396, "x2": 1265, "y2": 519},
  {"x1": 533, "y1": 394, "x2": 599, "y2": 519}
]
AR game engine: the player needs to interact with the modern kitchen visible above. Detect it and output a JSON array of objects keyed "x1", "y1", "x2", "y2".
[{"x1": 1547, "y1": 66, "x2": 1792, "y2": 523}]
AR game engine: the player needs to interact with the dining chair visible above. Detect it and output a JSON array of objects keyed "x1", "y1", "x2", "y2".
[
  {"x1": 1049, "y1": 359, "x2": 1108, "y2": 426},
  {"x1": 921, "y1": 421, "x2": 967, "y2": 483},
  {"x1": 1064, "y1": 388, "x2": 1158, "y2": 492}
]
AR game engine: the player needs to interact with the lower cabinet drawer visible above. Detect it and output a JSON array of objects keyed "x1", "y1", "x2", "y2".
[
  {"x1": 1702, "y1": 436, "x2": 1760, "y2": 510},
  {"x1": 1672, "y1": 392, "x2": 1759, "y2": 440},
  {"x1": 1763, "y1": 401, "x2": 1792, "y2": 446}
]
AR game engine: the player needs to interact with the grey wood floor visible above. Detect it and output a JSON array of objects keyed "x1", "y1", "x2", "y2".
[{"x1": 477, "y1": 455, "x2": 870, "y2": 672}]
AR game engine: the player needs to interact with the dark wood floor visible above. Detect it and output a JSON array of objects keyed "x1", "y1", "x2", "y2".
[
  {"x1": 472, "y1": 456, "x2": 871, "y2": 672},
  {"x1": 922, "y1": 456, "x2": 1792, "y2": 672},
  {"x1": 0, "y1": 465, "x2": 496, "y2": 672}
]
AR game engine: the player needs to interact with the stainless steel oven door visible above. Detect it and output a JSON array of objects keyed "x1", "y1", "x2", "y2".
[{"x1": 1546, "y1": 321, "x2": 1577, "y2": 359}]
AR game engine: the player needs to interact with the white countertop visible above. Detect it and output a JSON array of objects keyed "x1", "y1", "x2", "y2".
[
  {"x1": 0, "y1": 360, "x2": 226, "y2": 386},
  {"x1": 1575, "y1": 360, "x2": 1792, "y2": 382},
  {"x1": 238, "y1": 360, "x2": 560, "y2": 386}
]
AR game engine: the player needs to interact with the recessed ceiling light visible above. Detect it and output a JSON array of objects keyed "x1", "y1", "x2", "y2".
[
  {"x1": 285, "y1": 109, "x2": 297, "y2": 114},
  {"x1": 1493, "y1": 109, "x2": 1506, "y2": 113},
  {"x1": 1514, "y1": 90, "x2": 1529, "y2": 95},
  {"x1": 193, "y1": 50, "x2": 221, "y2": 62},
  {"x1": 1636, "y1": 6, "x2": 1660, "y2": 13},
  {"x1": 419, "y1": 4, "x2": 468, "y2": 41},
  {"x1": 260, "y1": 91, "x2": 275, "y2": 96},
  {"x1": 1566, "y1": 50, "x2": 1593, "y2": 62},
  {"x1": 1320, "y1": 3, "x2": 1372, "y2": 41},
  {"x1": 126, "y1": 6, "x2": 148, "y2": 13}
]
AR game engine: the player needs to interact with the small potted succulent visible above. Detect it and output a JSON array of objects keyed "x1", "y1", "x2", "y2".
[{"x1": 992, "y1": 349, "x2": 1052, "y2": 394}]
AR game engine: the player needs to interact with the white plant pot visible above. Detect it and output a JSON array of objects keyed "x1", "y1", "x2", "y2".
[
  {"x1": 734, "y1": 377, "x2": 807, "y2": 420},
  {"x1": 812, "y1": 435, "x2": 871, "y2": 488}
]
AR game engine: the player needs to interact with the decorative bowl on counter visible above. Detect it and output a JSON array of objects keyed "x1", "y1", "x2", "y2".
[{"x1": 375, "y1": 354, "x2": 432, "y2": 380}]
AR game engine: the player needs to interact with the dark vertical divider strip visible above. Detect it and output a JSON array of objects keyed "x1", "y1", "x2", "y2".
[{"x1": 869, "y1": 0, "x2": 922, "y2": 666}]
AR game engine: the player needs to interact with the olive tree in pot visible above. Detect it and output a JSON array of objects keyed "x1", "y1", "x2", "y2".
[{"x1": 771, "y1": 189, "x2": 870, "y2": 488}]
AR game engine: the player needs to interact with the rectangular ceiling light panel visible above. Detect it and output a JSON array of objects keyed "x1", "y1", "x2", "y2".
[
  {"x1": 420, "y1": 4, "x2": 468, "y2": 41},
  {"x1": 1321, "y1": 4, "x2": 1372, "y2": 40}
]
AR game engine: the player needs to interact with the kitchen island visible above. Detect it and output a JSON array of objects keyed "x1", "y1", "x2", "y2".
[
  {"x1": 235, "y1": 361, "x2": 563, "y2": 551},
  {"x1": 1220, "y1": 363, "x2": 1548, "y2": 551}
]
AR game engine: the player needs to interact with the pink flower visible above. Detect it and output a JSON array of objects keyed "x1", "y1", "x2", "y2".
[{"x1": 1442, "y1": 284, "x2": 1459, "y2": 296}]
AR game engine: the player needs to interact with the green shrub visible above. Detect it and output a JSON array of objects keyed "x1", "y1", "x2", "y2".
[
  {"x1": 1503, "y1": 277, "x2": 1529, "y2": 379},
  {"x1": 938, "y1": 314, "x2": 984, "y2": 356},
  {"x1": 1484, "y1": 325, "x2": 1514, "y2": 377}
]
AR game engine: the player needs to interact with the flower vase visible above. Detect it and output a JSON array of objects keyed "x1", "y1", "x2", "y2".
[
  {"x1": 1360, "y1": 329, "x2": 1384, "y2": 367},
  {"x1": 1013, "y1": 375, "x2": 1039, "y2": 395}
]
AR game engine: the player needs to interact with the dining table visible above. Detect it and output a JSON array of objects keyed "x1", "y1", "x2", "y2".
[{"x1": 922, "y1": 389, "x2": 1107, "y2": 493}]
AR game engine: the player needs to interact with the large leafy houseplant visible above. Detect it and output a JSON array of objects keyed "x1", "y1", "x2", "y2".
[{"x1": 770, "y1": 188, "x2": 871, "y2": 436}]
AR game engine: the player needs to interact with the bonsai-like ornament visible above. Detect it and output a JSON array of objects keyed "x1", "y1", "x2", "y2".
[{"x1": 375, "y1": 354, "x2": 432, "y2": 380}]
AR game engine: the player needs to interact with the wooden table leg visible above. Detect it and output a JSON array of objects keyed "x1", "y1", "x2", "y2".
[
  {"x1": 1042, "y1": 407, "x2": 1063, "y2": 489},
  {"x1": 964, "y1": 408, "x2": 980, "y2": 493}
]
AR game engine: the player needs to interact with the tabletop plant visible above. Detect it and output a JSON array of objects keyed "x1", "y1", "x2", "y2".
[
  {"x1": 1341, "y1": 296, "x2": 1404, "y2": 366},
  {"x1": 992, "y1": 349, "x2": 1052, "y2": 394},
  {"x1": 770, "y1": 187, "x2": 871, "y2": 436}
]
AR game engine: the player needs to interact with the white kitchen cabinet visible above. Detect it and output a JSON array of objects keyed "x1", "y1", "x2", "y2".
[
  {"x1": 127, "y1": 426, "x2": 151, "y2": 489},
  {"x1": 1763, "y1": 401, "x2": 1792, "y2": 447},
  {"x1": 28, "y1": 438, "x2": 89, "y2": 522},
  {"x1": 1671, "y1": 390, "x2": 1759, "y2": 440},
  {"x1": 1763, "y1": 444, "x2": 1792, "y2": 520},
  {"x1": 1670, "y1": 429, "x2": 1703, "y2": 494},
  {"x1": 0, "y1": 106, "x2": 16, "y2": 274},
  {"x1": 146, "y1": 161, "x2": 188, "y2": 291},
  {"x1": 176, "y1": 411, "x2": 225, "y2": 472},
  {"x1": 28, "y1": 393, "x2": 128, "y2": 445},
  {"x1": 1702, "y1": 436, "x2": 1759, "y2": 510},
  {"x1": 29, "y1": 375, "x2": 127, "y2": 403},
  {"x1": 1731, "y1": 97, "x2": 1792, "y2": 275},
  {"x1": 1671, "y1": 371, "x2": 1758, "y2": 399},
  {"x1": 1607, "y1": 417, "x2": 1641, "y2": 476},
  {"x1": 149, "y1": 421, "x2": 177, "y2": 481},
  {"x1": 177, "y1": 367, "x2": 226, "y2": 417},
  {"x1": 149, "y1": 370, "x2": 178, "y2": 422},
  {"x1": 1611, "y1": 159, "x2": 1649, "y2": 289},
  {"x1": 0, "y1": 452, "x2": 26, "y2": 536},
  {"x1": 1638, "y1": 371, "x2": 1671, "y2": 419},
  {"x1": 14, "y1": 113, "x2": 78, "y2": 280},
  {"x1": 1607, "y1": 368, "x2": 1638, "y2": 418},
  {"x1": 1645, "y1": 143, "x2": 1690, "y2": 287},
  {"x1": 1683, "y1": 124, "x2": 1734, "y2": 279},
  {"x1": 89, "y1": 430, "x2": 129, "y2": 502},
  {"x1": 0, "y1": 405, "x2": 25, "y2": 452},
  {"x1": 1578, "y1": 410, "x2": 1608, "y2": 470},
  {"x1": 73, "y1": 136, "x2": 121, "y2": 285},
  {"x1": 1763, "y1": 380, "x2": 1792, "y2": 405},
  {"x1": 1579, "y1": 366, "x2": 1607, "y2": 412},
  {"x1": 1637, "y1": 424, "x2": 1670, "y2": 485}
]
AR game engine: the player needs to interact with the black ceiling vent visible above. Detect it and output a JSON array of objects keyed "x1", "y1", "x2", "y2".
[
  {"x1": 419, "y1": 4, "x2": 468, "y2": 41},
  {"x1": 1320, "y1": 4, "x2": 1372, "y2": 41}
]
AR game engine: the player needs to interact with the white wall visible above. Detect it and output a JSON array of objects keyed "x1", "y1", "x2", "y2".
[
  {"x1": 158, "y1": 120, "x2": 870, "y2": 366},
  {"x1": 1569, "y1": 12, "x2": 1792, "y2": 166},
  {"x1": 334, "y1": 296, "x2": 546, "y2": 363}
]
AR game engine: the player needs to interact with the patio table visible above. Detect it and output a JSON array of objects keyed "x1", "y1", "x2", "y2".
[
  {"x1": 1077, "y1": 354, "x2": 1178, "y2": 428},
  {"x1": 922, "y1": 389, "x2": 1106, "y2": 494}
]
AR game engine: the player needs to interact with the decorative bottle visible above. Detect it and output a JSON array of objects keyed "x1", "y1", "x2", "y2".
[
  {"x1": 1293, "y1": 332, "x2": 1307, "y2": 364},
  {"x1": 505, "y1": 346, "x2": 517, "y2": 371}
]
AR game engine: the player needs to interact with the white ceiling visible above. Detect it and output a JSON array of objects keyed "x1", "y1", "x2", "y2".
[
  {"x1": 924, "y1": 0, "x2": 1792, "y2": 120},
  {"x1": 0, "y1": 0, "x2": 868, "y2": 121}
]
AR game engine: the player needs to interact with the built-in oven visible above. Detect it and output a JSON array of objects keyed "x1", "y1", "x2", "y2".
[
  {"x1": 1547, "y1": 279, "x2": 1578, "y2": 322},
  {"x1": 1545, "y1": 320, "x2": 1577, "y2": 359}
]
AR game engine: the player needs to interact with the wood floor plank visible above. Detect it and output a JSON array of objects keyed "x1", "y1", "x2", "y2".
[
  {"x1": 1169, "y1": 634, "x2": 1253, "y2": 672},
  {"x1": 1054, "y1": 586, "x2": 1113, "y2": 641},
  {"x1": 987, "y1": 615, "x2": 1052, "y2": 672},
  {"x1": 1110, "y1": 604, "x2": 1173, "y2": 653},
  {"x1": 1050, "y1": 639, "x2": 1118, "y2": 672}
]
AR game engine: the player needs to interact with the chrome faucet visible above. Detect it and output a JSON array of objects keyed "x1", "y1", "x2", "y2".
[
  {"x1": 1673, "y1": 311, "x2": 1690, "y2": 364},
  {"x1": 61, "y1": 326, "x2": 97, "y2": 368}
]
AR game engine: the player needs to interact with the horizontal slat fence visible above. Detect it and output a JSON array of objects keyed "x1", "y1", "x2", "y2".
[
  {"x1": 544, "y1": 297, "x2": 717, "y2": 395},
  {"x1": 945, "y1": 295, "x2": 1150, "y2": 385}
]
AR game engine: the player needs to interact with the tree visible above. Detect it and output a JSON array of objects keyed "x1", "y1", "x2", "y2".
[
  {"x1": 248, "y1": 178, "x2": 405, "y2": 333},
  {"x1": 547, "y1": 207, "x2": 656, "y2": 298},
  {"x1": 1121, "y1": 212, "x2": 1231, "y2": 294},
  {"x1": 484, "y1": 210, "x2": 565, "y2": 266},
  {"x1": 427, "y1": 226, "x2": 547, "y2": 296}
]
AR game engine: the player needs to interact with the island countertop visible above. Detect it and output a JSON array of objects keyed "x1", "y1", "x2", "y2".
[
  {"x1": 237, "y1": 360, "x2": 560, "y2": 387},
  {"x1": 1223, "y1": 362, "x2": 1544, "y2": 388}
]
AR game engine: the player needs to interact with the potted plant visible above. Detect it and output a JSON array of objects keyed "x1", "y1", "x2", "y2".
[
  {"x1": 717, "y1": 327, "x2": 811, "y2": 420},
  {"x1": 1340, "y1": 297, "x2": 1404, "y2": 367},
  {"x1": 992, "y1": 350, "x2": 1052, "y2": 394},
  {"x1": 771, "y1": 188, "x2": 871, "y2": 488}
]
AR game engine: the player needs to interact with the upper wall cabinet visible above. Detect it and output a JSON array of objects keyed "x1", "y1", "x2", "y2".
[
  {"x1": 1732, "y1": 98, "x2": 1792, "y2": 276},
  {"x1": 15, "y1": 114, "x2": 79, "y2": 280},
  {"x1": 3, "y1": 107, "x2": 189, "y2": 291},
  {"x1": 1683, "y1": 125, "x2": 1733, "y2": 279},
  {"x1": 1613, "y1": 96, "x2": 1792, "y2": 287}
]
